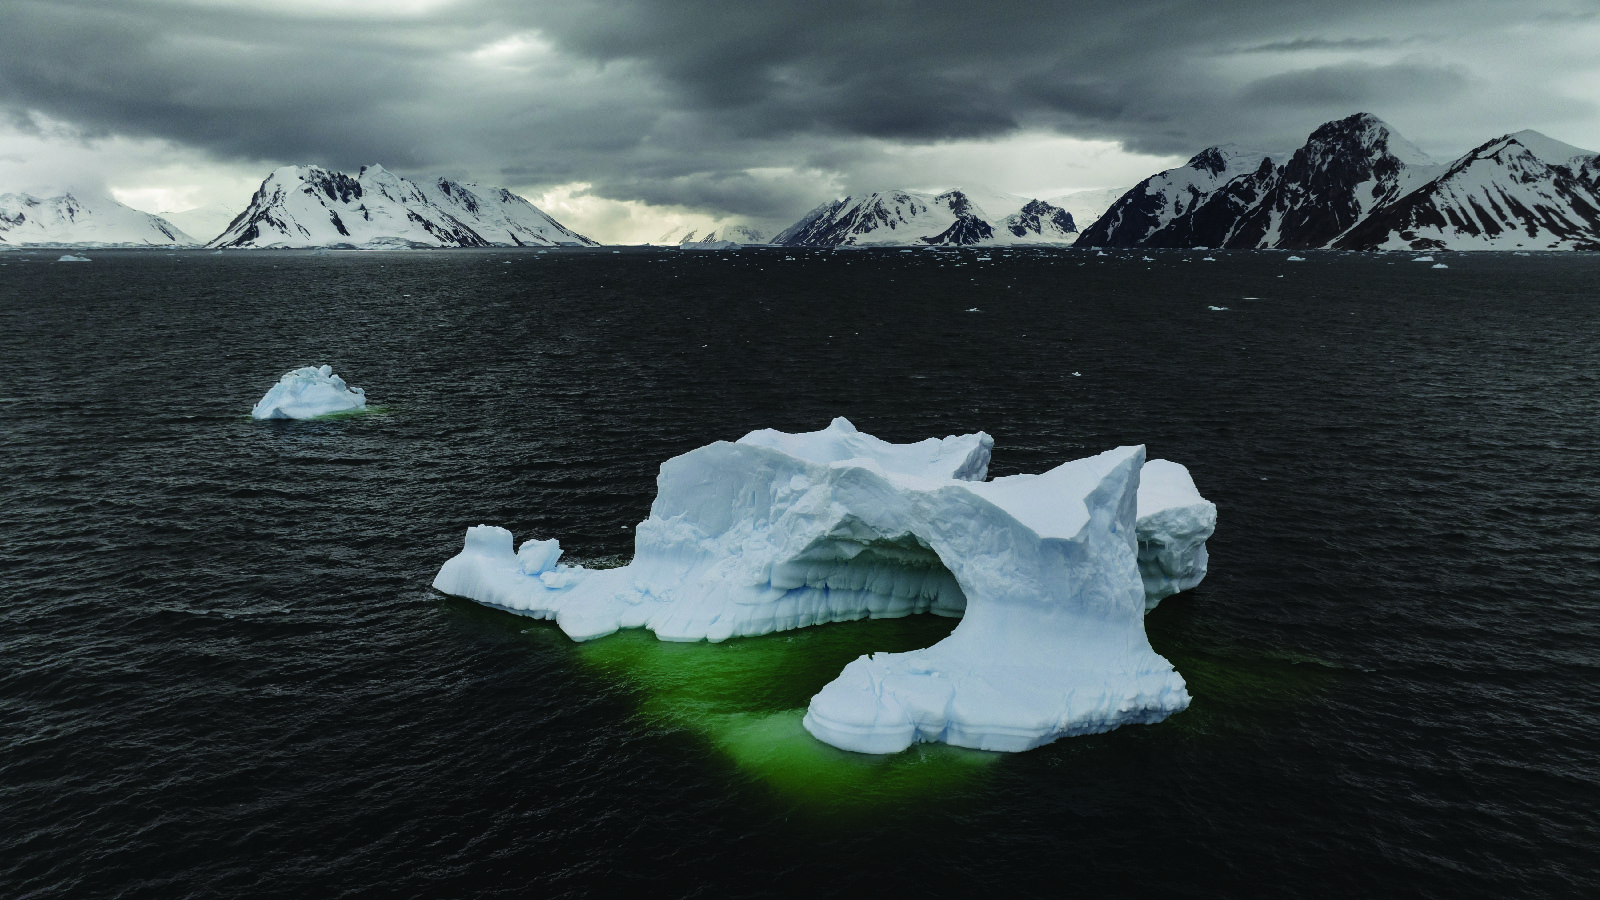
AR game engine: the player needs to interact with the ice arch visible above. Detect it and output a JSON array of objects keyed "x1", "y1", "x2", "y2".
[{"x1": 432, "y1": 418, "x2": 1215, "y2": 753}]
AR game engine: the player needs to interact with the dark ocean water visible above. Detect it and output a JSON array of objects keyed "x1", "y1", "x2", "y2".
[{"x1": 2, "y1": 246, "x2": 1598, "y2": 899}]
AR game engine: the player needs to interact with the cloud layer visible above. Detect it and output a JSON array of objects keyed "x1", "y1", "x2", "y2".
[{"x1": 2, "y1": 0, "x2": 1597, "y2": 238}]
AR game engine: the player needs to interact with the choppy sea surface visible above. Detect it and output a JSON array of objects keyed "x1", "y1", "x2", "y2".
[{"x1": 3, "y1": 246, "x2": 1598, "y2": 899}]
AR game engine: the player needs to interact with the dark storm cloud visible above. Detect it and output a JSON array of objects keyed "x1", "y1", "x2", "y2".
[
  {"x1": 0, "y1": 0, "x2": 1591, "y2": 223},
  {"x1": 1241, "y1": 61, "x2": 1470, "y2": 107}
]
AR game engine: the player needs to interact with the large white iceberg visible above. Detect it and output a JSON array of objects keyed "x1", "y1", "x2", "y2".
[
  {"x1": 251, "y1": 365, "x2": 367, "y2": 419},
  {"x1": 433, "y1": 417, "x2": 1215, "y2": 753}
]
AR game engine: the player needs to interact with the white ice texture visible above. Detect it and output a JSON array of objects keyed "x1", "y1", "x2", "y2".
[
  {"x1": 433, "y1": 417, "x2": 1216, "y2": 753},
  {"x1": 250, "y1": 365, "x2": 367, "y2": 420}
]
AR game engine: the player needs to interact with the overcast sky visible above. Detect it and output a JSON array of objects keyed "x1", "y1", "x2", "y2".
[{"x1": 2, "y1": 0, "x2": 1598, "y2": 241}]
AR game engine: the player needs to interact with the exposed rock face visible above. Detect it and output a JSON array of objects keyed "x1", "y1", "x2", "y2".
[{"x1": 1221, "y1": 113, "x2": 1441, "y2": 249}]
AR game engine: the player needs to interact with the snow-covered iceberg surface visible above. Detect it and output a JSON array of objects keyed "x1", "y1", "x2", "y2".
[
  {"x1": 433, "y1": 417, "x2": 1216, "y2": 753},
  {"x1": 250, "y1": 365, "x2": 367, "y2": 420}
]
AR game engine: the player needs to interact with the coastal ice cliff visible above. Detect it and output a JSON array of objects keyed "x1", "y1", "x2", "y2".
[
  {"x1": 251, "y1": 365, "x2": 367, "y2": 419},
  {"x1": 433, "y1": 418, "x2": 1215, "y2": 753}
]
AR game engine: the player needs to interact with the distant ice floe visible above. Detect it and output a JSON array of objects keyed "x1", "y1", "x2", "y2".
[
  {"x1": 1432, "y1": 263, "x2": 1449, "y2": 269},
  {"x1": 57, "y1": 254, "x2": 91, "y2": 262},
  {"x1": 434, "y1": 417, "x2": 1216, "y2": 754},
  {"x1": 1208, "y1": 305, "x2": 1229, "y2": 311},
  {"x1": 1412, "y1": 255, "x2": 1435, "y2": 262},
  {"x1": 251, "y1": 365, "x2": 367, "y2": 420}
]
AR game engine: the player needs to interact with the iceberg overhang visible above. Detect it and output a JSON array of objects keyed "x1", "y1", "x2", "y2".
[{"x1": 433, "y1": 417, "x2": 1216, "y2": 753}]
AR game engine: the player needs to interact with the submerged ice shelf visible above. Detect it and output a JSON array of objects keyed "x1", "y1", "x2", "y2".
[
  {"x1": 251, "y1": 365, "x2": 367, "y2": 420},
  {"x1": 433, "y1": 418, "x2": 1216, "y2": 753}
]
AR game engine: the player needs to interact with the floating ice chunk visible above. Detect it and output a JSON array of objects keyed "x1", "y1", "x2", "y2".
[
  {"x1": 1287, "y1": 255, "x2": 1305, "y2": 261},
  {"x1": 1203, "y1": 257, "x2": 1217, "y2": 261},
  {"x1": 1208, "y1": 305, "x2": 1228, "y2": 311},
  {"x1": 433, "y1": 418, "x2": 1216, "y2": 753},
  {"x1": 57, "y1": 254, "x2": 91, "y2": 262},
  {"x1": 250, "y1": 365, "x2": 367, "y2": 419},
  {"x1": 1432, "y1": 263, "x2": 1449, "y2": 269},
  {"x1": 1412, "y1": 255, "x2": 1434, "y2": 262}
]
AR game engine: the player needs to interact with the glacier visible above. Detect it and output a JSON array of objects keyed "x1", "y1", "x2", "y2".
[
  {"x1": 251, "y1": 365, "x2": 367, "y2": 420},
  {"x1": 433, "y1": 418, "x2": 1216, "y2": 753}
]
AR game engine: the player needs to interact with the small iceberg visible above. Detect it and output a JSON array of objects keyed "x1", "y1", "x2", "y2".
[
  {"x1": 1208, "y1": 305, "x2": 1229, "y2": 311},
  {"x1": 57, "y1": 254, "x2": 91, "y2": 262},
  {"x1": 1431, "y1": 263, "x2": 1449, "y2": 269},
  {"x1": 251, "y1": 365, "x2": 367, "y2": 420},
  {"x1": 1286, "y1": 255, "x2": 1305, "y2": 261},
  {"x1": 1412, "y1": 255, "x2": 1434, "y2": 262}
]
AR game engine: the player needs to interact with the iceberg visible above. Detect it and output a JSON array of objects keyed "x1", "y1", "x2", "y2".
[
  {"x1": 433, "y1": 417, "x2": 1216, "y2": 753},
  {"x1": 251, "y1": 365, "x2": 367, "y2": 419}
]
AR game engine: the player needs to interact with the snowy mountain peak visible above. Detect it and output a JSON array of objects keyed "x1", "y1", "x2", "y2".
[
  {"x1": 212, "y1": 164, "x2": 596, "y2": 249},
  {"x1": 1498, "y1": 130, "x2": 1597, "y2": 169},
  {"x1": 0, "y1": 187, "x2": 194, "y2": 246},
  {"x1": 1327, "y1": 112, "x2": 1436, "y2": 166},
  {"x1": 1074, "y1": 144, "x2": 1280, "y2": 248},
  {"x1": 681, "y1": 224, "x2": 768, "y2": 245},
  {"x1": 995, "y1": 199, "x2": 1076, "y2": 243},
  {"x1": 773, "y1": 187, "x2": 1075, "y2": 247}
]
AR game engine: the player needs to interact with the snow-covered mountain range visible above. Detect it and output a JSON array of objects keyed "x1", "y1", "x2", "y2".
[
  {"x1": 661, "y1": 224, "x2": 770, "y2": 245},
  {"x1": 1333, "y1": 130, "x2": 1600, "y2": 250},
  {"x1": 12, "y1": 114, "x2": 1595, "y2": 252},
  {"x1": 1075, "y1": 113, "x2": 1600, "y2": 251},
  {"x1": 773, "y1": 186, "x2": 1078, "y2": 247},
  {"x1": 210, "y1": 164, "x2": 596, "y2": 249},
  {"x1": 0, "y1": 188, "x2": 193, "y2": 247}
]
